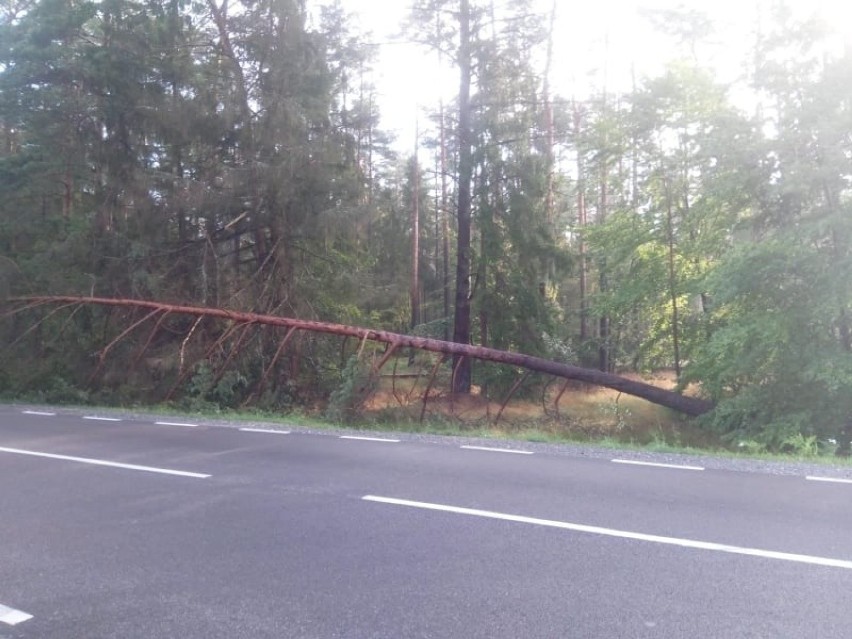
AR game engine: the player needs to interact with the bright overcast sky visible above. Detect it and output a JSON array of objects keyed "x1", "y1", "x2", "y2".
[{"x1": 321, "y1": 0, "x2": 852, "y2": 150}]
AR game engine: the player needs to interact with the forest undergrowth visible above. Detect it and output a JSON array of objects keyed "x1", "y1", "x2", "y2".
[{"x1": 6, "y1": 365, "x2": 841, "y2": 461}]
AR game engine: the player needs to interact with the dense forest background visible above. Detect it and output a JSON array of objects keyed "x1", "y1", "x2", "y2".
[{"x1": 1, "y1": 0, "x2": 851, "y2": 451}]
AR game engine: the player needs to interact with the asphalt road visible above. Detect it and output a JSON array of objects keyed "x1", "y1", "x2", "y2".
[{"x1": 1, "y1": 405, "x2": 852, "y2": 638}]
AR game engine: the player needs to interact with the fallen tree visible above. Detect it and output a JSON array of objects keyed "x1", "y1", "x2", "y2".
[{"x1": 6, "y1": 295, "x2": 715, "y2": 416}]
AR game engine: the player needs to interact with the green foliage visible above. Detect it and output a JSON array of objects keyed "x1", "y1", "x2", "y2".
[
  {"x1": 686, "y1": 228, "x2": 852, "y2": 448},
  {"x1": 780, "y1": 433, "x2": 820, "y2": 458},
  {"x1": 325, "y1": 355, "x2": 376, "y2": 424},
  {"x1": 185, "y1": 363, "x2": 249, "y2": 410},
  {"x1": 541, "y1": 332, "x2": 575, "y2": 364},
  {"x1": 412, "y1": 318, "x2": 452, "y2": 340},
  {"x1": 12, "y1": 374, "x2": 91, "y2": 405},
  {"x1": 598, "y1": 398, "x2": 632, "y2": 432}
]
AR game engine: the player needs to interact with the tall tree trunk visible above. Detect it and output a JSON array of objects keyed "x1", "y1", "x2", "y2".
[
  {"x1": 630, "y1": 65, "x2": 639, "y2": 212},
  {"x1": 452, "y1": 0, "x2": 473, "y2": 393},
  {"x1": 206, "y1": 0, "x2": 266, "y2": 266},
  {"x1": 434, "y1": 152, "x2": 441, "y2": 323},
  {"x1": 410, "y1": 150, "x2": 421, "y2": 333},
  {"x1": 435, "y1": 13, "x2": 451, "y2": 342},
  {"x1": 479, "y1": 197, "x2": 489, "y2": 351},
  {"x1": 440, "y1": 100, "x2": 451, "y2": 341},
  {"x1": 598, "y1": 44, "x2": 613, "y2": 373},
  {"x1": 574, "y1": 104, "x2": 589, "y2": 344},
  {"x1": 542, "y1": 0, "x2": 557, "y2": 224},
  {"x1": 598, "y1": 147, "x2": 610, "y2": 373},
  {"x1": 824, "y1": 188, "x2": 852, "y2": 353},
  {"x1": 367, "y1": 91, "x2": 374, "y2": 207},
  {"x1": 409, "y1": 146, "x2": 422, "y2": 367},
  {"x1": 664, "y1": 178, "x2": 682, "y2": 377}
]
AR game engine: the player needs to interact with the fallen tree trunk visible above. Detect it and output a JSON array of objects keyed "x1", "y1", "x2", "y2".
[{"x1": 8, "y1": 295, "x2": 715, "y2": 416}]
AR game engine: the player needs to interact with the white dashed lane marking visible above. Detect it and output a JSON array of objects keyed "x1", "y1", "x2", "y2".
[
  {"x1": 460, "y1": 445, "x2": 533, "y2": 455},
  {"x1": 0, "y1": 446, "x2": 210, "y2": 479},
  {"x1": 240, "y1": 428, "x2": 291, "y2": 435},
  {"x1": 612, "y1": 459, "x2": 704, "y2": 471},
  {"x1": 806, "y1": 476, "x2": 852, "y2": 485},
  {"x1": 0, "y1": 603, "x2": 33, "y2": 626},
  {"x1": 10, "y1": 409, "x2": 852, "y2": 486}
]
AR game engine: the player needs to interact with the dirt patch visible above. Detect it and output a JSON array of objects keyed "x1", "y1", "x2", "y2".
[{"x1": 358, "y1": 367, "x2": 717, "y2": 448}]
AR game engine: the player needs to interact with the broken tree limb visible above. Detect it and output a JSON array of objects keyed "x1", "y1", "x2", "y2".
[
  {"x1": 89, "y1": 308, "x2": 162, "y2": 385},
  {"x1": 206, "y1": 321, "x2": 255, "y2": 392},
  {"x1": 246, "y1": 326, "x2": 299, "y2": 405},
  {"x1": 132, "y1": 311, "x2": 172, "y2": 370},
  {"x1": 494, "y1": 371, "x2": 531, "y2": 426},
  {"x1": 421, "y1": 354, "x2": 449, "y2": 423},
  {"x1": 373, "y1": 342, "x2": 399, "y2": 374},
  {"x1": 3, "y1": 301, "x2": 78, "y2": 352},
  {"x1": 8, "y1": 296, "x2": 715, "y2": 416}
]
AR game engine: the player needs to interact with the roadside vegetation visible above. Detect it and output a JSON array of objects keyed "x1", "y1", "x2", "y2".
[
  {"x1": 4, "y1": 360, "x2": 848, "y2": 462},
  {"x1": 2, "y1": 1, "x2": 851, "y2": 459}
]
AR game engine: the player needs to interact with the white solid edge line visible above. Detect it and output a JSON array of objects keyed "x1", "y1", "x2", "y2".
[
  {"x1": 155, "y1": 421, "x2": 199, "y2": 428},
  {"x1": 460, "y1": 445, "x2": 534, "y2": 455},
  {"x1": 83, "y1": 416, "x2": 122, "y2": 422},
  {"x1": 339, "y1": 435, "x2": 400, "y2": 443},
  {"x1": 240, "y1": 428, "x2": 291, "y2": 435},
  {"x1": 22, "y1": 410, "x2": 56, "y2": 416},
  {"x1": 0, "y1": 604, "x2": 33, "y2": 626},
  {"x1": 806, "y1": 476, "x2": 852, "y2": 485},
  {"x1": 612, "y1": 459, "x2": 704, "y2": 471},
  {"x1": 362, "y1": 495, "x2": 852, "y2": 570},
  {"x1": 0, "y1": 446, "x2": 210, "y2": 479}
]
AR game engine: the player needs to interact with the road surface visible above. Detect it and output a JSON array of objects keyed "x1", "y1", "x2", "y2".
[{"x1": 1, "y1": 405, "x2": 851, "y2": 638}]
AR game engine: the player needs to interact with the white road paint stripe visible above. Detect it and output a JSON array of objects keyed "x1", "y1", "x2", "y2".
[
  {"x1": 806, "y1": 476, "x2": 852, "y2": 485},
  {"x1": 362, "y1": 495, "x2": 852, "y2": 570},
  {"x1": 460, "y1": 445, "x2": 534, "y2": 455},
  {"x1": 612, "y1": 459, "x2": 704, "y2": 471},
  {"x1": 339, "y1": 435, "x2": 400, "y2": 443},
  {"x1": 155, "y1": 421, "x2": 199, "y2": 428},
  {"x1": 83, "y1": 416, "x2": 122, "y2": 422},
  {"x1": 22, "y1": 410, "x2": 56, "y2": 416},
  {"x1": 0, "y1": 446, "x2": 210, "y2": 479},
  {"x1": 0, "y1": 603, "x2": 34, "y2": 626},
  {"x1": 240, "y1": 428, "x2": 291, "y2": 435}
]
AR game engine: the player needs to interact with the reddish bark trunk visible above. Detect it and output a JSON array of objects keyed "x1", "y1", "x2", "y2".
[
  {"x1": 452, "y1": 0, "x2": 473, "y2": 393},
  {"x1": 10, "y1": 296, "x2": 715, "y2": 417}
]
